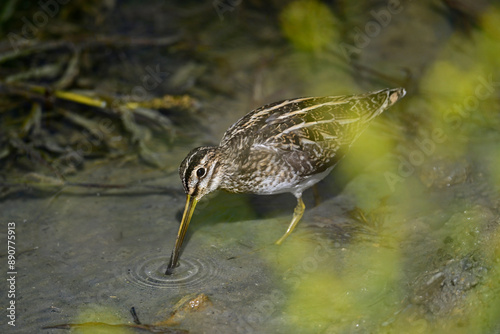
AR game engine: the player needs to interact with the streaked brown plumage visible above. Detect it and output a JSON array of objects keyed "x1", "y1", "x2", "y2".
[{"x1": 166, "y1": 88, "x2": 406, "y2": 274}]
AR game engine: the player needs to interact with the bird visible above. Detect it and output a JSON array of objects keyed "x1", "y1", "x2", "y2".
[{"x1": 166, "y1": 87, "x2": 406, "y2": 274}]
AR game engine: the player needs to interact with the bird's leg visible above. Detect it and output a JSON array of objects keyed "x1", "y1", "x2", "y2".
[{"x1": 275, "y1": 196, "x2": 305, "y2": 245}]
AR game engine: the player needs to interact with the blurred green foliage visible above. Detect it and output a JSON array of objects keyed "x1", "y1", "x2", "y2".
[{"x1": 280, "y1": 0, "x2": 338, "y2": 53}]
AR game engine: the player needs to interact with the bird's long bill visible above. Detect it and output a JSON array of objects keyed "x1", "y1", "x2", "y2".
[{"x1": 165, "y1": 194, "x2": 198, "y2": 275}]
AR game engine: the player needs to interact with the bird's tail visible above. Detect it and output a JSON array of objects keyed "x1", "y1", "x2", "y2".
[
  {"x1": 386, "y1": 87, "x2": 406, "y2": 108},
  {"x1": 361, "y1": 87, "x2": 406, "y2": 122}
]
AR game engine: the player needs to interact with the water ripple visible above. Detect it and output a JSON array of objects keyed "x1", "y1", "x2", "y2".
[{"x1": 128, "y1": 254, "x2": 219, "y2": 289}]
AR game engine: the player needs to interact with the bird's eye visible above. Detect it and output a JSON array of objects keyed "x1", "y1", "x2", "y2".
[{"x1": 196, "y1": 168, "x2": 206, "y2": 178}]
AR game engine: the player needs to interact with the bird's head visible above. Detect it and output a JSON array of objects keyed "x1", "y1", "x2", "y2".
[
  {"x1": 166, "y1": 146, "x2": 223, "y2": 274},
  {"x1": 179, "y1": 146, "x2": 223, "y2": 200}
]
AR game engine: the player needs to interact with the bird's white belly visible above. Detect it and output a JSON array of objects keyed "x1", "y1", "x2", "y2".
[{"x1": 253, "y1": 165, "x2": 334, "y2": 198}]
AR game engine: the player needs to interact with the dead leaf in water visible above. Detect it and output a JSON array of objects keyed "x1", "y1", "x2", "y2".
[{"x1": 156, "y1": 293, "x2": 213, "y2": 326}]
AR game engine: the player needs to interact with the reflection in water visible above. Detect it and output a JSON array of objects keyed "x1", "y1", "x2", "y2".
[{"x1": 128, "y1": 254, "x2": 220, "y2": 289}]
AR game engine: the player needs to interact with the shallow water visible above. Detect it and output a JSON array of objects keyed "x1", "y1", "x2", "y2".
[
  {"x1": 4, "y1": 141, "x2": 500, "y2": 333},
  {"x1": 2, "y1": 0, "x2": 500, "y2": 333}
]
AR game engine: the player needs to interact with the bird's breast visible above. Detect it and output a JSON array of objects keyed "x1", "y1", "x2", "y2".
[{"x1": 220, "y1": 146, "x2": 331, "y2": 196}]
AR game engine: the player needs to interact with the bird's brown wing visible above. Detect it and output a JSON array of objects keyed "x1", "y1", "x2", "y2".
[{"x1": 221, "y1": 88, "x2": 404, "y2": 175}]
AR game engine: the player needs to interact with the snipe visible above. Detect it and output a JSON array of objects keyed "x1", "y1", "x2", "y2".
[{"x1": 166, "y1": 88, "x2": 406, "y2": 274}]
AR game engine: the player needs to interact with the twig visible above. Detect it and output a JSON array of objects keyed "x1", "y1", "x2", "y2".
[
  {"x1": 130, "y1": 307, "x2": 141, "y2": 325},
  {"x1": 42, "y1": 322, "x2": 188, "y2": 333},
  {"x1": 0, "y1": 34, "x2": 183, "y2": 63}
]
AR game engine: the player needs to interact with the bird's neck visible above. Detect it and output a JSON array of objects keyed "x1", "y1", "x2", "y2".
[{"x1": 213, "y1": 146, "x2": 241, "y2": 192}]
